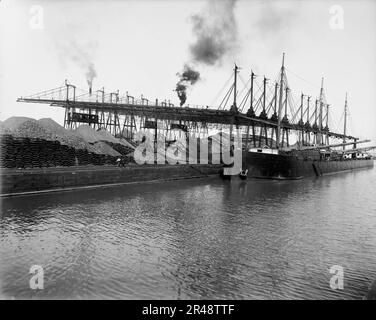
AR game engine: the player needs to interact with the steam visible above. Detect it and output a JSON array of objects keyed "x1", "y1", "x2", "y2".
[
  {"x1": 56, "y1": 39, "x2": 98, "y2": 91},
  {"x1": 176, "y1": 0, "x2": 238, "y2": 106},
  {"x1": 85, "y1": 62, "x2": 97, "y2": 91}
]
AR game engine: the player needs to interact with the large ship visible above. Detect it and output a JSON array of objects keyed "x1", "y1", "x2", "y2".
[{"x1": 223, "y1": 54, "x2": 375, "y2": 180}]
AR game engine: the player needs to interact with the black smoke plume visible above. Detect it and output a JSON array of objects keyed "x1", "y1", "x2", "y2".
[
  {"x1": 190, "y1": 0, "x2": 238, "y2": 66},
  {"x1": 176, "y1": 0, "x2": 238, "y2": 106},
  {"x1": 176, "y1": 64, "x2": 200, "y2": 106}
]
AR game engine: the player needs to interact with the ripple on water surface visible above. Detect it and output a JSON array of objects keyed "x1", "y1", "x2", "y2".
[{"x1": 1, "y1": 167, "x2": 376, "y2": 299}]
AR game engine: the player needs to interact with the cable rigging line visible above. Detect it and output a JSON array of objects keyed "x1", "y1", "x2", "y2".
[
  {"x1": 285, "y1": 67, "x2": 321, "y2": 90},
  {"x1": 210, "y1": 72, "x2": 234, "y2": 107}
]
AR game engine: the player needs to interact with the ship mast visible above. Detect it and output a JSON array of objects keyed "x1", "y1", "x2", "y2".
[
  {"x1": 274, "y1": 82, "x2": 278, "y2": 115},
  {"x1": 245, "y1": 70, "x2": 254, "y2": 152},
  {"x1": 263, "y1": 77, "x2": 267, "y2": 113},
  {"x1": 276, "y1": 53, "x2": 285, "y2": 149},
  {"x1": 314, "y1": 99, "x2": 318, "y2": 145},
  {"x1": 306, "y1": 96, "x2": 311, "y2": 144},
  {"x1": 230, "y1": 64, "x2": 239, "y2": 152},
  {"x1": 250, "y1": 71, "x2": 254, "y2": 112},
  {"x1": 343, "y1": 92, "x2": 348, "y2": 150},
  {"x1": 318, "y1": 77, "x2": 324, "y2": 145},
  {"x1": 299, "y1": 93, "x2": 304, "y2": 146},
  {"x1": 325, "y1": 104, "x2": 330, "y2": 145},
  {"x1": 233, "y1": 64, "x2": 238, "y2": 111},
  {"x1": 306, "y1": 96, "x2": 310, "y2": 124}
]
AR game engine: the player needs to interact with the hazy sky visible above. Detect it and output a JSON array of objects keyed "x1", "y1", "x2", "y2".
[{"x1": 0, "y1": 0, "x2": 375, "y2": 142}]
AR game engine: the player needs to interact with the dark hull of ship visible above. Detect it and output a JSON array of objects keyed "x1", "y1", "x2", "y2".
[{"x1": 243, "y1": 151, "x2": 374, "y2": 180}]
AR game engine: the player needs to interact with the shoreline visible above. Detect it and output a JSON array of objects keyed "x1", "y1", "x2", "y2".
[{"x1": 0, "y1": 164, "x2": 222, "y2": 197}]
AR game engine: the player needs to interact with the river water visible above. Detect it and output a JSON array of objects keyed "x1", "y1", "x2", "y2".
[{"x1": 1, "y1": 166, "x2": 375, "y2": 299}]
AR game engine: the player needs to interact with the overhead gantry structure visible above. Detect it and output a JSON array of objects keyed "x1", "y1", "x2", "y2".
[{"x1": 17, "y1": 54, "x2": 362, "y2": 150}]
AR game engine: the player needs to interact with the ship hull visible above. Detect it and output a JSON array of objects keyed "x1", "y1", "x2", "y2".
[{"x1": 243, "y1": 151, "x2": 374, "y2": 179}]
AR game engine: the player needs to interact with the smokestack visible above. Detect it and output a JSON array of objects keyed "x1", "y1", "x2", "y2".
[{"x1": 89, "y1": 86, "x2": 92, "y2": 95}]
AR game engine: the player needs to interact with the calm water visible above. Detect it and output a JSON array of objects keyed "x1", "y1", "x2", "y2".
[{"x1": 1, "y1": 166, "x2": 375, "y2": 299}]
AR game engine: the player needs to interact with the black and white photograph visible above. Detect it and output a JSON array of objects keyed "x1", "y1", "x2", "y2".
[{"x1": 0, "y1": 0, "x2": 375, "y2": 306}]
